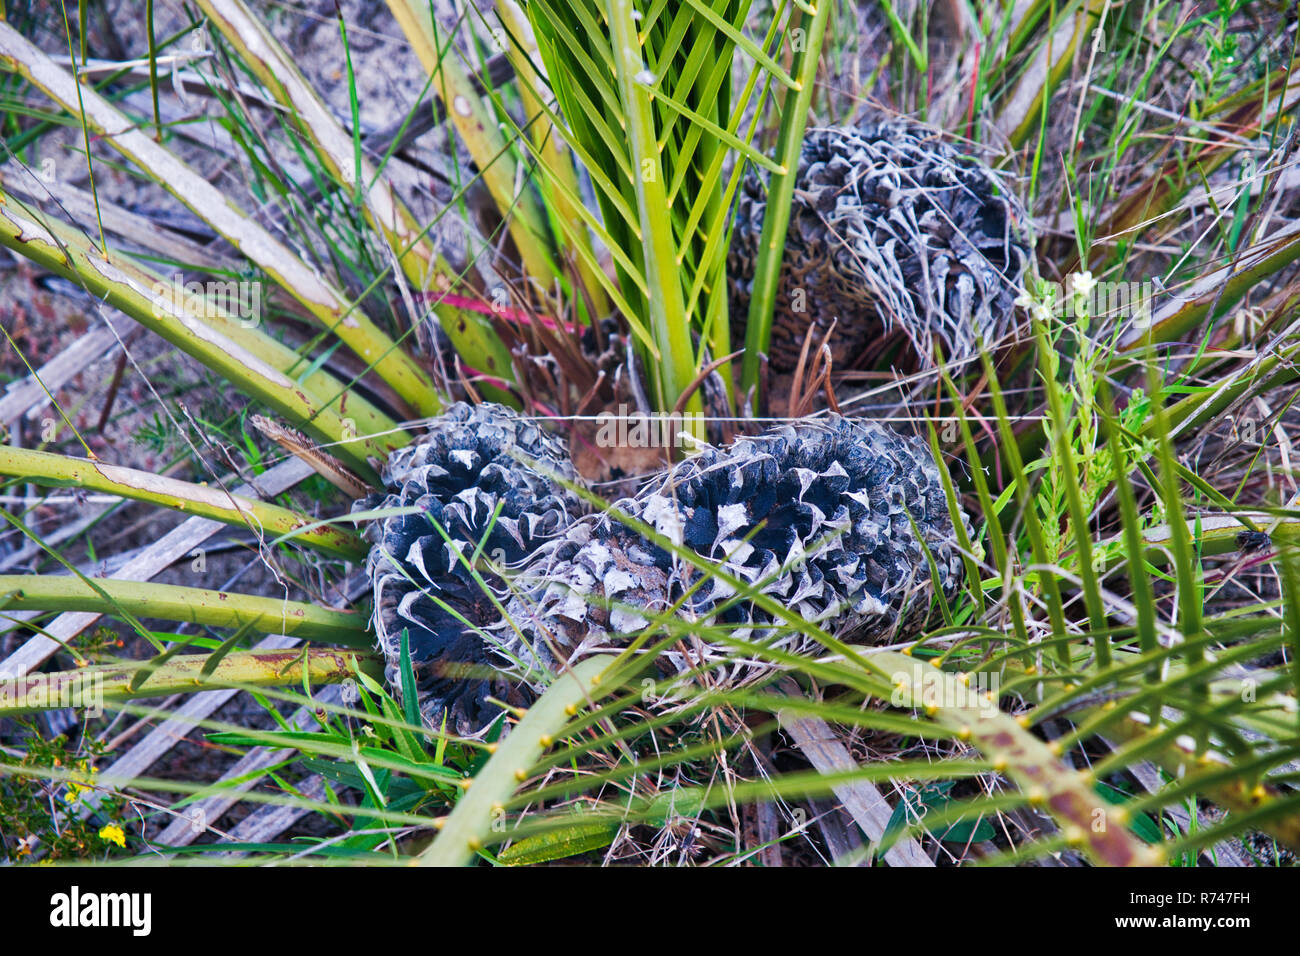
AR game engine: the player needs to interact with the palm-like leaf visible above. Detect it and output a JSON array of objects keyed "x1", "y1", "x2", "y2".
[{"x1": 492, "y1": 0, "x2": 824, "y2": 419}]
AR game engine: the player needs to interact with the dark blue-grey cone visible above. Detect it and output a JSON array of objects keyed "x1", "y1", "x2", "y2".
[
  {"x1": 354, "y1": 402, "x2": 584, "y2": 734},
  {"x1": 728, "y1": 117, "x2": 1030, "y2": 372},
  {"x1": 501, "y1": 415, "x2": 970, "y2": 691},
  {"x1": 360, "y1": 408, "x2": 970, "y2": 734}
]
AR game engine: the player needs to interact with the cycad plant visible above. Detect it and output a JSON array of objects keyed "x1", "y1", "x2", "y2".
[{"x1": 0, "y1": 0, "x2": 1298, "y2": 867}]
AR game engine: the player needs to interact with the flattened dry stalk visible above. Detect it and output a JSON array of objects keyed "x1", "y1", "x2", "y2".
[
  {"x1": 0, "y1": 446, "x2": 366, "y2": 559},
  {"x1": 386, "y1": 0, "x2": 556, "y2": 291},
  {"x1": 0, "y1": 576, "x2": 367, "y2": 646},
  {"x1": 1122, "y1": 218, "x2": 1300, "y2": 355},
  {"x1": 0, "y1": 647, "x2": 368, "y2": 717},
  {"x1": 0, "y1": 21, "x2": 440, "y2": 416},
  {"x1": 195, "y1": 0, "x2": 516, "y2": 392},
  {"x1": 251, "y1": 415, "x2": 374, "y2": 499},
  {"x1": 196, "y1": 0, "x2": 433, "y2": 277},
  {"x1": 0, "y1": 163, "x2": 239, "y2": 272},
  {"x1": 872, "y1": 651, "x2": 1155, "y2": 866},
  {"x1": 773, "y1": 681, "x2": 934, "y2": 868},
  {"x1": 0, "y1": 189, "x2": 403, "y2": 475},
  {"x1": 1150, "y1": 333, "x2": 1300, "y2": 450}
]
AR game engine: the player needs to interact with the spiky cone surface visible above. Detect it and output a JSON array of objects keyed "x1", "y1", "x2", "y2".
[
  {"x1": 729, "y1": 118, "x2": 1031, "y2": 373},
  {"x1": 354, "y1": 402, "x2": 586, "y2": 734},
  {"x1": 501, "y1": 415, "x2": 971, "y2": 700}
]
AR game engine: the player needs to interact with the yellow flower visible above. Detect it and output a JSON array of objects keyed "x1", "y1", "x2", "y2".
[
  {"x1": 98, "y1": 824, "x2": 126, "y2": 849},
  {"x1": 63, "y1": 761, "x2": 99, "y2": 804},
  {"x1": 64, "y1": 780, "x2": 92, "y2": 804}
]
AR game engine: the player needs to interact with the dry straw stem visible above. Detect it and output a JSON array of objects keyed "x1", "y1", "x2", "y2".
[
  {"x1": 250, "y1": 415, "x2": 374, "y2": 499},
  {"x1": 0, "y1": 575, "x2": 367, "y2": 645},
  {"x1": 0, "y1": 190, "x2": 405, "y2": 476},
  {"x1": 386, "y1": 0, "x2": 556, "y2": 290},
  {"x1": 416, "y1": 648, "x2": 1153, "y2": 866},
  {"x1": 195, "y1": 0, "x2": 515, "y2": 391},
  {"x1": 1123, "y1": 218, "x2": 1300, "y2": 355},
  {"x1": 997, "y1": 0, "x2": 1104, "y2": 148},
  {"x1": 876, "y1": 651, "x2": 1154, "y2": 867},
  {"x1": 0, "y1": 647, "x2": 366, "y2": 717},
  {"x1": 1123, "y1": 219, "x2": 1300, "y2": 441},
  {"x1": 0, "y1": 162, "x2": 240, "y2": 272},
  {"x1": 420, "y1": 654, "x2": 614, "y2": 866},
  {"x1": 494, "y1": 0, "x2": 608, "y2": 319},
  {"x1": 0, "y1": 21, "x2": 441, "y2": 416},
  {"x1": 0, "y1": 445, "x2": 366, "y2": 559}
]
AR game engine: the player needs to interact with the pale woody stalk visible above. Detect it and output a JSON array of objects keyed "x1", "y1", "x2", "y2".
[
  {"x1": 0, "y1": 445, "x2": 367, "y2": 559},
  {"x1": 494, "y1": 0, "x2": 609, "y2": 322},
  {"x1": 0, "y1": 575, "x2": 366, "y2": 645},
  {"x1": 386, "y1": 0, "x2": 558, "y2": 295},
  {"x1": 0, "y1": 21, "x2": 441, "y2": 417},
  {"x1": 0, "y1": 646, "x2": 367, "y2": 717},
  {"x1": 195, "y1": 0, "x2": 516, "y2": 393},
  {"x1": 0, "y1": 190, "x2": 403, "y2": 475}
]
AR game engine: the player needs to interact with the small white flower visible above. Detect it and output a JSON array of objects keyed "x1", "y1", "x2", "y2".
[
  {"x1": 634, "y1": 69, "x2": 656, "y2": 86},
  {"x1": 1067, "y1": 270, "x2": 1096, "y2": 298},
  {"x1": 1014, "y1": 290, "x2": 1052, "y2": 323}
]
